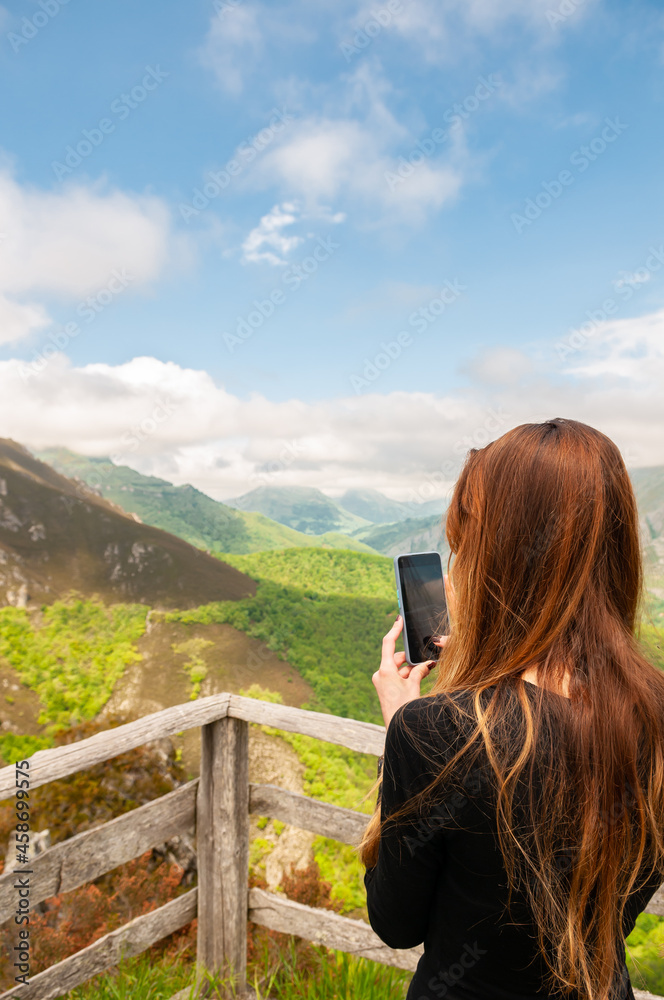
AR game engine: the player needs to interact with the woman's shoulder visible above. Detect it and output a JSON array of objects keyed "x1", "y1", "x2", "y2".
[
  {"x1": 394, "y1": 689, "x2": 476, "y2": 725},
  {"x1": 389, "y1": 690, "x2": 477, "y2": 755}
]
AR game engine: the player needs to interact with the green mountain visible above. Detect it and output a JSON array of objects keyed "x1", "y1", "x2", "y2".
[
  {"x1": 353, "y1": 513, "x2": 448, "y2": 559},
  {"x1": 631, "y1": 467, "x2": 664, "y2": 590},
  {"x1": 226, "y1": 485, "x2": 371, "y2": 536},
  {"x1": 36, "y1": 449, "x2": 372, "y2": 556},
  {"x1": 337, "y1": 487, "x2": 444, "y2": 524},
  {"x1": 32, "y1": 449, "x2": 664, "y2": 583}
]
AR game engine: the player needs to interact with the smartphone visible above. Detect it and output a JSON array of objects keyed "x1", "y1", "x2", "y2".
[{"x1": 394, "y1": 551, "x2": 449, "y2": 665}]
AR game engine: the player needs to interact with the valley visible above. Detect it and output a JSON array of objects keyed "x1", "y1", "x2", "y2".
[{"x1": 0, "y1": 443, "x2": 662, "y2": 995}]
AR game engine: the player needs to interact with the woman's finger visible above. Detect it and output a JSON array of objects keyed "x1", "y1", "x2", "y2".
[
  {"x1": 380, "y1": 615, "x2": 403, "y2": 670},
  {"x1": 382, "y1": 615, "x2": 403, "y2": 646}
]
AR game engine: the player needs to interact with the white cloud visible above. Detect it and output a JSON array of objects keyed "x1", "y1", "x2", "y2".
[
  {"x1": 0, "y1": 295, "x2": 50, "y2": 345},
  {"x1": 462, "y1": 346, "x2": 534, "y2": 385},
  {"x1": 258, "y1": 119, "x2": 366, "y2": 204},
  {"x1": 385, "y1": 0, "x2": 596, "y2": 58},
  {"x1": 0, "y1": 168, "x2": 176, "y2": 343},
  {"x1": 198, "y1": 4, "x2": 263, "y2": 95},
  {"x1": 241, "y1": 202, "x2": 304, "y2": 266},
  {"x1": 198, "y1": 41, "x2": 468, "y2": 224},
  {"x1": 565, "y1": 307, "x2": 664, "y2": 384},
  {"x1": 2, "y1": 309, "x2": 664, "y2": 500},
  {"x1": 253, "y1": 115, "x2": 465, "y2": 222}
]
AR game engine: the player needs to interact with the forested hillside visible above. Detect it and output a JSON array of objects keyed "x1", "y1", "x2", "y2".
[
  {"x1": 0, "y1": 447, "x2": 663, "y2": 998},
  {"x1": 225, "y1": 485, "x2": 371, "y2": 535},
  {"x1": 37, "y1": 448, "x2": 373, "y2": 556}
]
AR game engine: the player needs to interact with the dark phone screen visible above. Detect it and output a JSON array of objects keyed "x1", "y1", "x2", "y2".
[{"x1": 397, "y1": 553, "x2": 449, "y2": 664}]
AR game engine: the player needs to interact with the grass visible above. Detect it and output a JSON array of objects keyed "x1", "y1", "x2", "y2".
[
  {"x1": 62, "y1": 945, "x2": 411, "y2": 1000},
  {"x1": 259, "y1": 941, "x2": 410, "y2": 999},
  {"x1": 64, "y1": 953, "x2": 205, "y2": 999}
]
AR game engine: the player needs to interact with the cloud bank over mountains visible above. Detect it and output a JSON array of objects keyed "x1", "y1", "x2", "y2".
[{"x1": 6, "y1": 306, "x2": 663, "y2": 499}]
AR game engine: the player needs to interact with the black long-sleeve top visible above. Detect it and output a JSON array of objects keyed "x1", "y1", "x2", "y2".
[{"x1": 364, "y1": 683, "x2": 664, "y2": 1000}]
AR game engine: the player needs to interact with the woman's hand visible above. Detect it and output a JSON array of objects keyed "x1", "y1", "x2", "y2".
[{"x1": 372, "y1": 616, "x2": 437, "y2": 729}]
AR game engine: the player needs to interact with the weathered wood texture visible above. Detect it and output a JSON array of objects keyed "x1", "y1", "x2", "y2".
[
  {"x1": 0, "y1": 694, "x2": 231, "y2": 800},
  {"x1": 228, "y1": 694, "x2": 385, "y2": 757},
  {"x1": 197, "y1": 717, "x2": 250, "y2": 991},
  {"x1": 0, "y1": 693, "x2": 384, "y2": 802},
  {"x1": 0, "y1": 889, "x2": 197, "y2": 1000},
  {"x1": 248, "y1": 887, "x2": 423, "y2": 971},
  {"x1": 2, "y1": 692, "x2": 662, "y2": 1000},
  {"x1": 0, "y1": 780, "x2": 197, "y2": 922},
  {"x1": 249, "y1": 783, "x2": 368, "y2": 846}
]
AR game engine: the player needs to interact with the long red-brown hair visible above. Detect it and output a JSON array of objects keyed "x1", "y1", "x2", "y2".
[{"x1": 360, "y1": 417, "x2": 664, "y2": 1000}]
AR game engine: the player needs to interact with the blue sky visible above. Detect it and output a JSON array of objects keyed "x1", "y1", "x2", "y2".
[{"x1": 0, "y1": 0, "x2": 663, "y2": 499}]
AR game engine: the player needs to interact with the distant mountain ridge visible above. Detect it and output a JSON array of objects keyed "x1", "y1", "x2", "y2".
[
  {"x1": 37, "y1": 450, "x2": 374, "y2": 556},
  {"x1": 225, "y1": 484, "x2": 446, "y2": 533},
  {"x1": 38, "y1": 449, "x2": 449, "y2": 557},
  {"x1": 631, "y1": 466, "x2": 664, "y2": 590},
  {"x1": 33, "y1": 448, "x2": 664, "y2": 577},
  {"x1": 335, "y1": 488, "x2": 444, "y2": 525},
  {"x1": 353, "y1": 513, "x2": 448, "y2": 560},
  {"x1": 225, "y1": 485, "x2": 371, "y2": 536}
]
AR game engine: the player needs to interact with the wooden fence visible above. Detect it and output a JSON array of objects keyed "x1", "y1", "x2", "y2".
[{"x1": 0, "y1": 692, "x2": 662, "y2": 1000}]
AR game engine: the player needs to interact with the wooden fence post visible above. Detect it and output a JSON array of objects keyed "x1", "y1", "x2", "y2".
[{"x1": 196, "y1": 716, "x2": 249, "y2": 995}]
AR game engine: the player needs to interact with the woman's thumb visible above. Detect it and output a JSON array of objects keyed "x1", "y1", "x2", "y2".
[{"x1": 411, "y1": 660, "x2": 434, "y2": 683}]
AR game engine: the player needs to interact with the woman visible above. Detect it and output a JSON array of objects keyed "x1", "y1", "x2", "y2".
[{"x1": 361, "y1": 418, "x2": 664, "y2": 1000}]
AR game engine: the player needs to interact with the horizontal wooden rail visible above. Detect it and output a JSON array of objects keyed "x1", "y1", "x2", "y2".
[
  {"x1": 0, "y1": 694, "x2": 232, "y2": 800},
  {"x1": 248, "y1": 887, "x2": 422, "y2": 970},
  {"x1": 0, "y1": 693, "x2": 385, "y2": 802},
  {"x1": 228, "y1": 694, "x2": 385, "y2": 757},
  {"x1": 0, "y1": 780, "x2": 198, "y2": 919},
  {"x1": 249, "y1": 783, "x2": 368, "y2": 845},
  {"x1": 1, "y1": 692, "x2": 662, "y2": 1000},
  {"x1": 0, "y1": 889, "x2": 197, "y2": 1000}
]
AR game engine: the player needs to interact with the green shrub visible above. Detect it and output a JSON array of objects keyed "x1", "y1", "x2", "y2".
[
  {"x1": 0, "y1": 598, "x2": 145, "y2": 732},
  {"x1": 171, "y1": 636, "x2": 213, "y2": 700},
  {"x1": 0, "y1": 732, "x2": 52, "y2": 765},
  {"x1": 627, "y1": 912, "x2": 664, "y2": 996}
]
